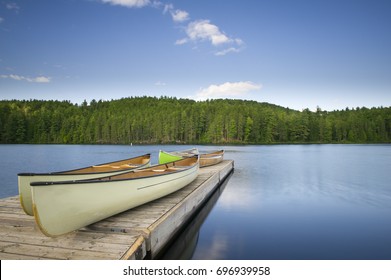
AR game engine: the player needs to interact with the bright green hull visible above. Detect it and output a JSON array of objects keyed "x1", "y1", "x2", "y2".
[{"x1": 158, "y1": 150, "x2": 183, "y2": 164}]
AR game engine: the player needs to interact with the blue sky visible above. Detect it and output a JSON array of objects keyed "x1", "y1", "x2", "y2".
[{"x1": 1, "y1": 0, "x2": 390, "y2": 111}]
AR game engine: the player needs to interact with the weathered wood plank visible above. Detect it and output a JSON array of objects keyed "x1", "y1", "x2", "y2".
[
  {"x1": 0, "y1": 241, "x2": 121, "y2": 260},
  {"x1": 0, "y1": 224, "x2": 138, "y2": 246},
  {"x1": 0, "y1": 252, "x2": 52, "y2": 260},
  {"x1": 0, "y1": 235, "x2": 132, "y2": 256},
  {"x1": 0, "y1": 196, "x2": 19, "y2": 202},
  {"x1": 0, "y1": 212, "x2": 36, "y2": 221}
]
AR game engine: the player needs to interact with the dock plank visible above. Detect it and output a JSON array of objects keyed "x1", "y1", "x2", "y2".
[{"x1": 0, "y1": 160, "x2": 233, "y2": 260}]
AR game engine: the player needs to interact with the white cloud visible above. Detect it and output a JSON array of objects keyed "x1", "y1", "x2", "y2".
[
  {"x1": 194, "y1": 81, "x2": 262, "y2": 101},
  {"x1": 163, "y1": 3, "x2": 173, "y2": 14},
  {"x1": 214, "y1": 47, "x2": 240, "y2": 56},
  {"x1": 171, "y1": 9, "x2": 189, "y2": 22},
  {"x1": 0, "y1": 17, "x2": 4, "y2": 24},
  {"x1": 176, "y1": 19, "x2": 244, "y2": 54},
  {"x1": 155, "y1": 81, "x2": 166, "y2": 86},
  {"x1": 163, "y1": 4, "x2": 189, "y2": 22},
  {"x1": 1, "y1": 74, "x2": 51, "y2": 83},
  {"x1": 101, "y1": 0, "x2": 150, "y2": 8},
  {"x1": 6, "y1": 2, "x2": 20, "y2": 12},
  {"x1": 175, "y1": 38, "x2": 188, "y2": 45},
  {"x1": 34, "y1": 76, "x2": 51, "y2": 83},
  {"x1": 184, "y1": 20, "x2": 231, "y2": 46}
]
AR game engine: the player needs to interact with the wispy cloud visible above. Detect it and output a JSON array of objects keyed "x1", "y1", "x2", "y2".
[
  {"x1": 194, "y1": 81, "x2": 262, "y2": 101},
  {"x1": 162, "y1": 3, "x2": 172, "y2": 13},
  {"x1": 1, "y1": 2, "x2": 20, "y2": 25},
  {"x1": 175, "y1": 19, "x2": 244, "y2": 55},
  {"x1": 215, "y1": 47, "x2": 241, "y2": 56},
  {"x1": 155, "y1": 81, "x2": 166, "y2": 86},
  {"x1": 171, "y1": 9, "x2": 189, "y2": 22},
  {"x1": 163, "y1": 4, "x2": 189, "y2": 22},
  {"x1": 1, "y1": 74, "x2": 51, "y2": 83},
  {"x1": 6, "y1": 2, "x2": 20, "y2": 12},
  {"x1": 101, "y1": 0, "x2": 150, "y2": 8},
  {"x1": 185, "y1": 20, "x2": 231, "y2": 46},
  {"x1": 99, "y1": 1, "x2": 243, "y2": 55},
  {"x1": 174, "y1": 38, "x2": 188, "y2": 45}
]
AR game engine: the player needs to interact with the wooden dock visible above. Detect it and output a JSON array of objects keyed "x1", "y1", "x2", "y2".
[{"x1": 0, "y1": 160, "x2": 234, "y2": 260}]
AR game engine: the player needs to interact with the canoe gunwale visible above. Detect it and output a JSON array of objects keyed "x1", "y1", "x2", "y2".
[
  {"x1": 30, "y1": 156, "x2": 199, "y2": 187},
  {"x1": 17, "y1": 153, "x2": 151, "y2": 177},
  {"x1": 200, "y1": 150, "x2": 224, "y2": 158}
]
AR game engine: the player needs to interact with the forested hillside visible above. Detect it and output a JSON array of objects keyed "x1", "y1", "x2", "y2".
[{"x1": 0, "y1": 97, "x2": 390, "y2": 144}]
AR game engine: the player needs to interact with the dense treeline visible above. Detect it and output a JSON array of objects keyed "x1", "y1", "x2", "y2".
[{"x1": 0, "y1": 97, "x2": 390, "y2": 144}]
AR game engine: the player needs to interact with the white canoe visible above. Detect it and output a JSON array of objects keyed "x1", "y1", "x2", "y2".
[
  {"x1": 18, "y1": 154, "x2": 151, "y2": 216},
  {"x1": 198, "y1": 150, "x2": 225, "y2": 167},
  {"x1": 31, "y1": 156, "x2": 199, "y2": 237}
]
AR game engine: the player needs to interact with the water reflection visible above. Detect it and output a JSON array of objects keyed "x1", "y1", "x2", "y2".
[
  {"x1": 193, "y1": 232, "x2": 230, "y2": 260},
  {"x1": 157, "y1": 172, "x2": 232, "y2": 260},
  {"x1": 191, "y1": 144, "x2": 391, "y2": 259}
]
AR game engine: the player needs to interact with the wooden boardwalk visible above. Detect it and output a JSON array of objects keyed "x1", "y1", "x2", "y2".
[{"x1": 0, "y1": 160, "x2": 233, "y2": 260}]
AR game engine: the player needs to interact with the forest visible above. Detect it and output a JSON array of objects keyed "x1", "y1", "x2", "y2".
[{"x1": 0, "y1": 97, "x2": 390, "y2": 144}]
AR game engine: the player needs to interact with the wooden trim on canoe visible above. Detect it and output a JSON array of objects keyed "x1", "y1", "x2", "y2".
[
  {"x1": 30, "y1": 156, "x2": 199, "y2": 186},
  {"x1": 18, "y1": 154, "x2": 151, "y2": 176}
]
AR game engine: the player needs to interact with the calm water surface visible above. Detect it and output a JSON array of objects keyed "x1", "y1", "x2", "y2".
[{"x1": 1, "y1": 144, "x2": 390, "y2": 259}]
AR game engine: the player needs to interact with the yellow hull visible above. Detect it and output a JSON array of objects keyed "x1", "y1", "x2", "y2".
[
  {"x1": 31, "y1": 157, "x2": 199, "y2": 237},
  {"x1": 18, "y1": 154, "x2": 150, "y2": 215}
]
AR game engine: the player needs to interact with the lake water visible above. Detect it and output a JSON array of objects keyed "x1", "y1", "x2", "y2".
[{"x1": 1, "y1": 144, "x2": 390, "y2": 259}]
